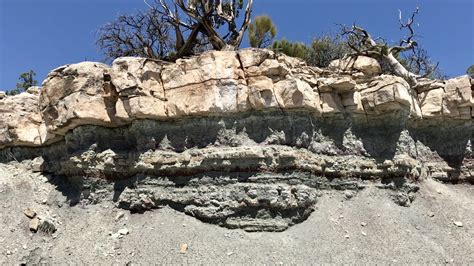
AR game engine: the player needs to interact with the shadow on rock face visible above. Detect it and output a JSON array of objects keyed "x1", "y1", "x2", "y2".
[
  {"x1": 45, "y1": 174, "x2": 83, "y2": 206},
  {"x1": 351, "y1": 111, "x2": 408, "y2": 163},
  {"x1": 409, "y1": 120, "x2": 472, "y2": 182}
]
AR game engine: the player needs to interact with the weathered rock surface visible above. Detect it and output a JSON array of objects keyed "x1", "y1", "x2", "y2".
[
  {"x1": 26, "y1": 86, "x2": 41, "y2": 95},
  {"x1": 32, "y1": 50, "x2": 472, "y2": 141},
  {"x1": 4, "y1": 50, "x2": 460, "y2": 143},
  {"x1": 0, "y1": 92, "x2": 57, "y2": 149},
  {"x1": 39, "y1": 62, "x2": 116, "y2": 135},
  {"x1": 0, "y1": 49, "x2": 472, "y2": 231},
  {"x1": 328, "y1": 55, "x2": 382, "y2": 76}
]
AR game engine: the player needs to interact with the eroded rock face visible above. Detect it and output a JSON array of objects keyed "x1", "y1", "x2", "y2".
[
  {"x1": 40, "y1": 62, "x2": 117, "y2": 135},
  {"x1": 31, "y1": 49, "x2": 472, "y2": 141},
  {"x1": 0, "y1": 49, "x2": 472, "y2": 231},
  {"x1": 416, "y1": 76, "x2": 474, "y2": 119},
  {"x1": 110, "y1": 57, "x2": 167, "y2": 120},
  {"x1": 1, "y1": 114, "x2": 426, "y2": 231},
  {"x1": 118, "y1": 180, "x2": 318, "y2": 232},
  {"x1": 0, "y1": 92, "x2": 57, "y2": 149},
  {"x1": 328, "y1": 56, "x2": 382, "y2": 76},
  {"x1": 163, "y1": 51, "x2": 247, "y2": 116}
]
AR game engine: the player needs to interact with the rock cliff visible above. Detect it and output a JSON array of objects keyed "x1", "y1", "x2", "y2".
[{"x1": 0, "y1": 49, "x2": 472, "y2": 231}]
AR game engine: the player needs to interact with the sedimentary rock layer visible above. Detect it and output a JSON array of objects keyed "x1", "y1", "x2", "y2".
[
  {"x1": 0, "y1": 49, "x2": 472, "y2": 231},
  {"x1": 1, "y1": 49, "x2": 472, "y2": 150}
]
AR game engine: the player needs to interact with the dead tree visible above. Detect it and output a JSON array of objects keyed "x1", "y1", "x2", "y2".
[
  {"x1": 97, "y1": 8, "x2": 174, "y2": 61},
  {"x1": 185, "y1": 0, "x2": 253, "y2": 49},
  {"x1": 342, "y1": 7, "x2": 436, "y2": 85},
  {"x1": 402, "y1": 46, "x2": 442, "y2": 79},
  {"x1": 98, "y1": 0, "x2": 253, "y2": 61},
  {"x1": 149, "y1": 0, "x2": 253, "y2": 59}
]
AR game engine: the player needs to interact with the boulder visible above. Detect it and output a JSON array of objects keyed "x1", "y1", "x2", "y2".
[
  {"x1": 41, "y1": 62, "x2": 130, "y2": 135},
  {"x1": 31, "y1": 156, "x2": 45, "y2": 172},
  {"x1": 0, "y1": 92, "x2": 55, "y2": 148},
  {"x1": 415, "y1": 76, "x2": 472, "y2": 119},
  {"x1": 111, "y1": 57, "x2": 167, "y2": 119},
  {"x1": 244, "y1": 53, "x2": 301, "y2": 82},
  {"x1": 162, "y1": 50, "x2": 244, "y2": 90},
  {"x1": 360, "y1": 75, "x2": 418, "y2": 116},
  {"x1": 23, "y1": 208, "x2": 37, "y2": 219},
  {"x1": 273, "y1": 78, "x2": 322, "y2": 114},
  {"x1": 444, "y1": 75, "x2": 472, "y2": 107},
  {"x1": 0, "y1": 91, "x2": 5, "y2": 99},
  {"x1": 418, "y1": 88, "x2": 444, "y2": 118},
  {"x1": 247, "y1": 76, "x2": 278, "y2": 110},
  {"x1": 352, "y1": 56, "x2": 382, "y2": 76},
  {"x1": 329, "y1": 56, "x2": 382, "y2": 76},
  {"x1": 111, "y1": 57, "x2": 164, "y2": 95},
  {"x1": 320, "y1": 92, "x2": 344, "y2": 114},
  {"x1": 29, "y1": 217, "x2": 40, "y2": 232},
  {"x1": 162, "y1": 51, "x2": 246, "y2": 117},
  {"x1": 166, "y1": 79, "x2": 247, "y2": 117},
  {"x1": 317, "y1": 77, "x2": 356, "y2": 92},
  {"x1": 26, "y1": 86, "x2": 41, "y2": 95},
  {"x1": 413, "y1": 78, "x2": 444, "y2": 93},
  {"x1": 246, "y1": 58, "x2": 290, "y2": 81},
  {"x1": 442, "y1": 75, "x2": 473, "y2": 118},
  {"x1": 237, "y1": 48, "x2": 275, "y2": 69}
]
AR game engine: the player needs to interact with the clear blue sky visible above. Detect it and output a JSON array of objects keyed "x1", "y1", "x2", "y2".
[{"x1": 1, "y1": 0, "x2": 473, "y2": 90}]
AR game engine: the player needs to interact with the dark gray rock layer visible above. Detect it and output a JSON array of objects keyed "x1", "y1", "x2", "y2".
[{"x1": 1, "y1": 111, "x2": 471, "y2": 231}]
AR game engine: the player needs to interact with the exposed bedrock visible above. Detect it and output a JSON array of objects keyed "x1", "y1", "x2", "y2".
[
  {"x1": 2, "y1": 49, "x2": 473, "y2": 150},
  {"x1": 0, "y1": 111, "x2": 468, "y2": 230},
  {"x1": 0, "y1": 49, "x2": 472, "y2": 231}
]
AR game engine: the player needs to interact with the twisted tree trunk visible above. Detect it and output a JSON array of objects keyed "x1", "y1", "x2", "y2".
[
  {"x1": 383, "y1": 53, "x2": 418, "y2": 85},
  {"x1": 342, "y1": 8, "x2": 426, "y2": 86}
]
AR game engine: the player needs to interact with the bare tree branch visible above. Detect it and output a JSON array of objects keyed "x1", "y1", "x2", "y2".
[
  {"x1": 338, "y1": 7, "x2": 440, "y2": 85},
  {"x1": 96, "y1": 9, "x2": 174, "y2": 62},
  {"x1": 97, "y1": 0, "x2": 254, "y2": 62},
  {"x1": 390, "y1": 7, "x2": 419, "y2": 53}
]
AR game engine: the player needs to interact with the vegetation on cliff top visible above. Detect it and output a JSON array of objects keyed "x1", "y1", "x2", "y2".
[
  {"x1": 6, "y1": 70, "x2": 38, "y2": 96},
  {"x1": 96, "y1": 1, "x2": 446, "y2": 85}
]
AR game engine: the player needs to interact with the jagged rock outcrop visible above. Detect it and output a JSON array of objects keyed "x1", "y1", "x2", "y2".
[
  {"x1": 39, "y1": 62, "x2": 119, "y2": 135},
  {"x1": 3, "y1": 49, "x2": 472, "y2": 148},
  {"x1": 328, "y1": 56, "x2": 382, "y2": 76},
  {"x1": 0, "y1": 92, "x2": 57, "y2": 148},
  {"x1": 0, "y1": 49, "x2": 472, "y2": 231}
]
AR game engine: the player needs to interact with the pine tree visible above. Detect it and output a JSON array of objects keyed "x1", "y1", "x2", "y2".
[
  {"x1": 467, "y1": 65, "x2": 474, "y2": 78},
  {"x1": 248, "y1": 15, "x2": 277, "y2": 48},
  {"x1": 271, "y1": 39, "x2": 308, "y2": 60},
  {"x1": 7, "y1": 70, "x2": 37, "y2": 96}
]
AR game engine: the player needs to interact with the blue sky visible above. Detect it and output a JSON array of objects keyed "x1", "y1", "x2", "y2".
[{"x1": 1, "y1": 0, "x2": 473, "y2": 90}]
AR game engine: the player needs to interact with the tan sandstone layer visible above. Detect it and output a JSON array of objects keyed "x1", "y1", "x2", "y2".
[{"x1": 1, "y1": 49, "x2": 472, "y2": 149}]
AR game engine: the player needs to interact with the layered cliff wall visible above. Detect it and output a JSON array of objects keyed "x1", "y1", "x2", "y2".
[{"x1": 0, "y1": 49, "x2": 472, "y2": 231}]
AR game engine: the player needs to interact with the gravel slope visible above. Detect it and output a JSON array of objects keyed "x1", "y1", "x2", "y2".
[{"x1": 0, "y1": 163, "x2": 472, "y2": 264}]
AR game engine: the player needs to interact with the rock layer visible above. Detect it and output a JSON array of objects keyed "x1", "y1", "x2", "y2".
[
  {"x1": 0, "y1": 93, "x2": 58, "y2": 148},
  {"x1": 0, "y1": 49, "x2": 472, "y2": 231},
  {"x1": 2, "y1": 49, "x2": 472, "y2": 149}
]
